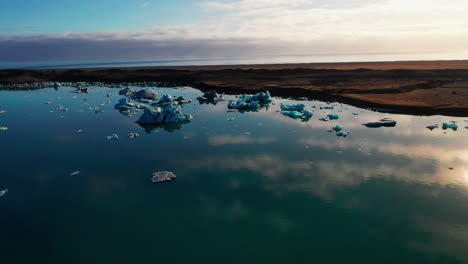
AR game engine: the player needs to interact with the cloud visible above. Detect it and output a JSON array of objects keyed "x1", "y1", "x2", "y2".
[{"x1": 1, "y1": 0, "x2": 467, "y2": 61}]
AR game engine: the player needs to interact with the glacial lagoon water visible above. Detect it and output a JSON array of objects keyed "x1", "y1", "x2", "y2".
[{"x1": 0, "y1": 86, "x2": 468, "y2": 263}]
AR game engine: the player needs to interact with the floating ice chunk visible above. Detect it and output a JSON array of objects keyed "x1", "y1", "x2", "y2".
[
  {"x1": 327, "y1": 114, "x2": 339, "y2": 120},
  {"x1": 75, "y1": 130, "x2": 83, "y2": 133},
  {"x1": 0, "y1": 110, "x2": 6, "y2": 114},
  {"x1": 119, "y1": 87, "x2": 136, "y2": 96},
  {"x1": 53, "y1": 82, "x2": 61, "y2": 88},
  {"x1": 131, "y1": 89, "x2": 158, "y2": 101},
  {"x1": 282, "y1": 111, "x2": 304, "y2": 119},
  {"x1": 227, "y1": 117, "x2": 235, "y2": 121},
  {"x1": 363, "y1": 120, "x2": 397, "y2": 128},
  {"x1": 136, "y1": 106, "x2": 193, "y2": 124},
  {"x1": 336, "y1": 131, "x2": 352, "y2": 137},
  {"x1": 70, "y1": 171, "x2": 80, "y2": 176},
  {"x1": 197, "y1": 91, "x2": 225, "y2": 102},
  {"x1": 281, "y1": 104, "x2": 305, "y2": 111},
  {"x1": 332, "y1": 125, "x2": 344, "y2": 132},
  {"x1": 238, "y1": 91, "x2": 272, "y2": 104},
  {"x1": 151, "y1": 171, "x2": 177, "y2": 183},
  {"x1": 0, "y1": 189, "x2": 8, "y2": 198},
  {"x1": 228, "y1": 100, "x2": 260, "y2": 110},
  {"x1": 426, "y1": 124, "x2": 438, "y2": 130},
  {"x1": 319, "y1": 117, "x2": 329, "y2": 122},
  {"x1": 128, "y1": 133, "x2": 140, "y2": 139},
  {"x1": 106, "y1": 134, "x2": 120, "y2": 140},
  {"x1": 114, "y1": 98, "x2": 136, "y2": 110},
  {"x1": 0, "y1": 127, "x2": 8, "y2": 131},
  {"x1": 442, "y1": 123, "x2": 458, "y2": 131}
]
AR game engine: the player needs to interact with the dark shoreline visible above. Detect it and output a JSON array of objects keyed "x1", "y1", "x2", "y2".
[{"x1": 1, "y1": 60, "x2": 468, "y2": 116}]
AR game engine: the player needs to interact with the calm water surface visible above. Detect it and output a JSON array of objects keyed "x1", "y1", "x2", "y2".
[{"x1": 0, "y1": 86, "x2": 467, "y2": 263}]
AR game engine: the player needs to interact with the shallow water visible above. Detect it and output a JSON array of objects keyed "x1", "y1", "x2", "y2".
[{"x1": 0, "y1": 86, "x2": 467, "y2": 263}]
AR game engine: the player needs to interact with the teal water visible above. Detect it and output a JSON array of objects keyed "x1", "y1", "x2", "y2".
[{"x1": 0, "y1": 86, "x2": 468, "y2": 263}]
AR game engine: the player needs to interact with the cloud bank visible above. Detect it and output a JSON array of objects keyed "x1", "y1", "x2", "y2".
[{"x1": 1, "y1": 0, "x2": 467, "y2": 61}]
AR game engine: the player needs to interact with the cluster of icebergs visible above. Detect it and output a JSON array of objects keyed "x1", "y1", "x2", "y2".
[{"x1": 116, "y1": 88, "x2": 193, "y2": 126}]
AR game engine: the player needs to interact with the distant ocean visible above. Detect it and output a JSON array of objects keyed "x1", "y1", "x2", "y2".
[{"x1": 1, "y1": 52, "x2": 467, "y2": 70}]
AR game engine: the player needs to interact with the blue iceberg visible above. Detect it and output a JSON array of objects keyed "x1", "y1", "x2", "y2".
[
  {"x1": 136, "y1": 105, "x2": 193, "y2": 124},
  {"x1": 363, "y1": 120, "x2": 397, "y2": 128},
  {"x1": 281, "y1": 104, "x2": 305, "y2": 111},
  {"x1": 332, "y1": 125, "x2": 344, "y2": 132},
  {"x1": 228, "y1": 100, "x2": 260, "y2": 110},
  {"x1": 442, "y1": 123, "x2": 458, "y2": 131},
  {"x1": 327, "y1": 114, "x2": 339, "y2": 120}
]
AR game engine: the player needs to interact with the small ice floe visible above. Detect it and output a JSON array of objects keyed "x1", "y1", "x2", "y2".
[
  {"x1": 128, "y1": 133, "x2": 140, "y2": 139},
  {"x1": 105, "y1": 134, "x2": 120, "y2": 140},
  {"x1": 363, "y1": 119, "x2": 397, "y2": 128},
  {"x1": 197, "y1": 91, "x2": 225, "y2": 102},
  {"x1": 281, "y1": 104, "x2": 305, "y2": 111},
  {"x1": 56, "y1": 104, "x2": 68, "y2": 111},
  {"x1": 227, "y1": 117, "x2": 235, "y2": 121},
  {"x1": 70, "y1": 171, "x2": 80, "y2": 176},
  {"x1": 0, "y1": 126, "x2": 8, "y2": 131},
  {"x1": 332, "y1": 125, "x2": 344, "y2": 132},
  {"x1": 280, "y1": 104, "x2": 312, "y2": 120},
  {"x1": 336, "y1": 131, "x2": 352, "y2": 137},
  {"x1": 442, "y1": 123, "x2": 458, "y2": 131},
  {"x1": 426, "y1": 124, "x2": 438, "y2": 131},
  {"x1": 0, "y1": 110, "x2": 7, "y2": 114},
  {"x1": 44, "y1": 102, "x2": 52, "y2": 104},
  {"x1": 75, "y1": 130, "x2": 83, "y2": 133},
  {"x1": 151, "y1": 171, "x2": 177, "y2": 183},
  {"x1": 320, "y1": 106, "x2": 334, "y2": 110},
  {"x1": 0, "y1": 189, "x2": 8, "y2": 198},
  {"x1": 95, "y1": 110, "x2": 103, "y2": 114}
]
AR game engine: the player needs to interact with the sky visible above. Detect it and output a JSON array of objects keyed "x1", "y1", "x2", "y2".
[{"x1": 0, "y1": 0, "x2": 467, "y2": 62}]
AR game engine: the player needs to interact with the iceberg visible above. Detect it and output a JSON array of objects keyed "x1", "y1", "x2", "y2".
[
  {"x1": 280, "y1": 104, "x2": 305, "y2": 111},
  {"x1": 332, "y1": 125, "x2": 344, "y2": 132},
  {"x1": 119, "y1": 87, "x2": 136, "y2": 96},
  {"x1": 136, "y1": 105, "x2": 193, "y2": 124},
  {"x1": 239, "y1": 91, "x2": 272, "y2": 104},
  {"x1": 0, "y1": 189, "x2": 7, "y2": 198},
  {"x1": 197, "y1": 91, "x2": 225, "y2": 102},
  {"x1": 363, "y1": 120, "x2": 397, "y2": 128},
  {"x1": 228, "y1": 100, "x2": 260, "y2": 110},
  {"x1": 131, "y1": 89, "x2": 158, "y2": 101},
  {"x1": 442, "y1": 123, "x2": 458, "y2": 131},
  {"x1": 114, "y1": 98, "x2": 136, "y2": 110},
  {"x1": 327, "y1": 114, "x2": 339, "y2": 120},
  {"x1": 0, "y1": 127, "x2": 8, "y2": 131},
  {"x1": 151, "y1": 171, "x2": 177, "y2": 183},
  {"x1": 106, "y1": 134, "x2": 120, "y2": 140},
  {"x1": 152, "y1": 95, "x2": 192, "y2": 107},
  {"x1": 336, "y1": 131, "x2": 352, "y2": 137},
  {"x1": 320, "y1": 106, "x2": 334, "y2": 110},
  {"x1": 128, "y1": 133, "x2": 140, "y2": 139}
]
